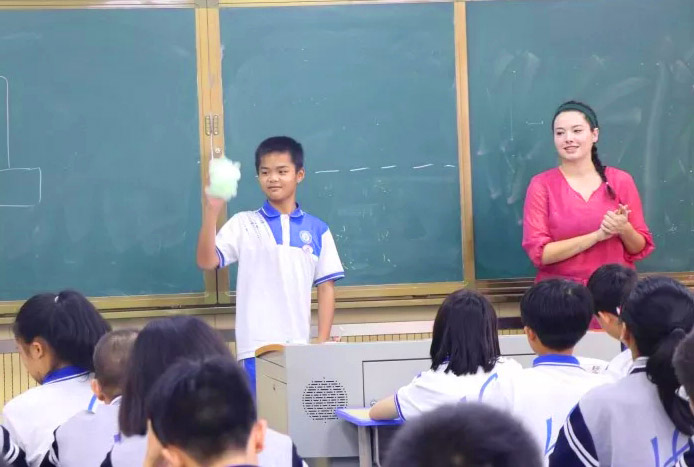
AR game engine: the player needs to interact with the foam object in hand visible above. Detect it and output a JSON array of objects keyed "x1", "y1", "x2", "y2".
[{"x1": 206, "y1": 156, "x2": 241, "y2": 201}]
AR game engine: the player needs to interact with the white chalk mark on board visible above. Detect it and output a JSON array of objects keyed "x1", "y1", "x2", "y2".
[
  {"x1": 350, "y1": 167, "x2": 369, "y2": 172},
  {"x1": 444, "y1": 165, "x2": 456, "y2": 168},
  {"x1": 0, "y1": 76, "x2": 43, "y2": 208},
  {"x1": 315, "y1": 169, "x2": 340, "y2": 174},
  {"x1": 412, "y1": 164, "x2": 433, "y2": 169},
  {"x1": 525, "y1": 120, "x2": 544, "y2": 126},
  {"x1": 381, "y1": 165, "x2": 397, "y2": 169}
]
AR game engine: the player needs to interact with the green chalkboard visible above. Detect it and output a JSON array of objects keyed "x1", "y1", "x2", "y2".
[
  {"x1": 467, "y1": 0, "x2": 694, "y2": 279},
  {"x1": 0, "y1": 9, "x2": 202, "y2": 301},
  {"x1": 220, "y1": 4, "x2": 462, "y2": 286}
]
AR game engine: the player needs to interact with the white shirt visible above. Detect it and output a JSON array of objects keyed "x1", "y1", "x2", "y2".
[
  {"x1": 550, "y1": 358, "x2": 692, "y2": 466},
  {"x1": 216, "y1": 202, "x2": 344, "y2": 360},
  {"x1": 395, "y1": 357, "x2": 522, "y2": 420},
  {"x1": 480, "y1": 355, "x2": 610, "y2": 461},
  {"x1": 2, "y1": 367, "x2": 95, "y2": 467},
  {"x1": 604, "y1": 349, "x2": 633, "y2": 381},
  {"x1": 43, "y1": 396, "x2": 121, "y2": 467}
]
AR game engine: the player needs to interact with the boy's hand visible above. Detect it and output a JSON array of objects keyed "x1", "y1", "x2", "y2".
[{"x1": 205, "y1": 193, "x2": 226, "y2": 215}]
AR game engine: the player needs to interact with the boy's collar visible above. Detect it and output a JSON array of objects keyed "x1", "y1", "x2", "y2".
[
  {"x1": 260, "y1": 200, "x2": 304, "y2": 218},
  {"x1": 532, "y1": 354, "x2": 580, "y2": 367}
]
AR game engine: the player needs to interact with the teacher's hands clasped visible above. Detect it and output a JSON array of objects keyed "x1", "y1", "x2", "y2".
[{"x1": 600, "y1": 204, "x2": 631, "y2": 238}]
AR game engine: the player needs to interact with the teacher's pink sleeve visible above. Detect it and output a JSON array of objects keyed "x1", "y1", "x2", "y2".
[
  {"x1": 619, "y1": 173, "x2": 655, "y2": 262},
  {"x1": 522, "y1": 176, "x2": 551, "y2": 268}
]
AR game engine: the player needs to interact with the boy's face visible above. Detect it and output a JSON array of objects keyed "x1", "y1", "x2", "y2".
[{"x1": 257, "y1": 151, "x2": 305, "y2": 204}]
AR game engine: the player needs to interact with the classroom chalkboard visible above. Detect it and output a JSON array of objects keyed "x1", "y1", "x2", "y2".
[
  {"x1": 220, "y1": 3, "x2": 463, "y2": 286},
  {"x1": 467, "y1": 0, "x2": 694, "y2": 279},
  {"x1": 0, "y1": 9, "x2": 203, "y2": 301}
]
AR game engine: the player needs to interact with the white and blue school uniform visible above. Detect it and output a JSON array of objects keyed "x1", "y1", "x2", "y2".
[
  {"x1": 100, "y1": 429, "x2": 306, "y2": 467},
  {"x1": 480, "y1": 355, "x2": 610, "y2": 461},
  {"x1": 42, "y1": 396, "x2": 121, "y2": 467},
  {"x1": 603, "y1": 348, "x2": 633, "y2": 381},
  {"x1": 2, "y1": 366, "x2": 94, "y2": 467},
  {"x1": 0, "y1": 425, "x2": 27, "y2": 467},
  {"x1": 550, "y1": 357, "x2": 694, "y2": 467},
  {"x1": 215, "y1": 202, "x2": 344, "y2": 380},
  {"x1": 395, "y1": 357, "x2": 522, "y2": 420}
]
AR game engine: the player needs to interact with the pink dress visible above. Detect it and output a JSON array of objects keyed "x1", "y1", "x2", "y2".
[{"x1": 522, "y1": 167, "x2": 654, "y2": 285}]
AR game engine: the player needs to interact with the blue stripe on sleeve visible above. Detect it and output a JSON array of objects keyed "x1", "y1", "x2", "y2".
[
  {"x1": 314, "y1": 271, "x2": 345, "y2": 286},
  {"x1": 394, "y1": 393, "x2": 406, "y2": 421},
  {"x1": 215, "y1": 246, "x2": 225, "y2": 268},
  {"x1": 549, "y1": 405, "x2": 598, "y2": 466}
]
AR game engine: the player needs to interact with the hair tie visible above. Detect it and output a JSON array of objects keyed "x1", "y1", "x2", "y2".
[{"x1": 54, "y1": 295, "x2": 59, "y2": 303}]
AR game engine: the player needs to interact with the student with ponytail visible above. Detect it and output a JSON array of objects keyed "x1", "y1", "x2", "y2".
[
  {"x1": 522, "y1": 101, "x2": 654, "y2": 286},
  {"x1": 2, "y1": 290, "x2": 111, "y2": 466},
  {"x1": 550, "y1": 276, "x2": 694, "y2": 465}
]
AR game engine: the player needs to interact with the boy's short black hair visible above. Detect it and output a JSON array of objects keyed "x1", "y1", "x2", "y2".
[
  {"x1": 674, "y1": 328, "x2": 694, "y2": 404},
  {"x1": 254, "y1": 136, "x2": 304, "y2": 173},
  {"x1": 520, "y1": 279, "x2": 593, "y2": 351},
  {"x1": 384, "y1": 403, "x2": 542, "y2": 467},
  {"x1": 146, "y1": 356, "x2": 255, "y2": 465},
  {"x1": 587, "y1": 264, "x2": 638, "y2": 316},
  {"x1": 93, "y1": 329, "x2": 138, "y2": 397}
]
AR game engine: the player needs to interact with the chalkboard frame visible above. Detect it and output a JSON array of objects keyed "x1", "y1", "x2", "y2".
[
  {"x1": 0, "y1": 1, "x2": 217, "y2": 314},
  {"x1": 210, "y1": 0, "x2": 475, "y2": 305}
]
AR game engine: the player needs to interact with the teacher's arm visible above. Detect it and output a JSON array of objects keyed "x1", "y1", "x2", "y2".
[{"x1": 523, "y1": 177, "x2": 610, "y2": 266}]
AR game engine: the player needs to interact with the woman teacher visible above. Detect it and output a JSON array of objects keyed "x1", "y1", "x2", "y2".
[{"x1": 522, "y1": 101, "x2": 654, "y2": 285}]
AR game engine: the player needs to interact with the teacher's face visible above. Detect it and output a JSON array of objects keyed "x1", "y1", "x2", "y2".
[{"x1": 553, "y1": 111, "x2": 599, "y2": 163}]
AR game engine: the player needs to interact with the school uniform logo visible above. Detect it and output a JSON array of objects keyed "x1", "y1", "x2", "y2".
[{"x1": 300, "y1": 230, "x2": 312, "y2": 244}]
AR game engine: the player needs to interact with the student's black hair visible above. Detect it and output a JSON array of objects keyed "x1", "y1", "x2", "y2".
[
  {"x1": 587, "y1": 264, "x2": 638, "y2": 316},
  {"x1": 430, "y1": 289, "x2": 501, "y2": 376},
  {"x1": 384, "y1": 403, "x2": 542, "y2": 467},
  {"x1": 673, "y1": 328, "x2": 694, "y2": 405},
  {"x1": 620, "y1": 276, "x2": 694, "y2": 435},
  {"x1": 13, "y1": 290, "x2": 111, "y2": 374},
  {"x1": 254, "y1": 136, "x2": 304, "y2": 174},
  {"x1": 93, "y1": 329, "x2": 138, "y2": 397},
  {"x1": 520, "y1": 279, "x2": 593, "y2": 351},
  {"x1": 552, "y1": 100, "x2": 615, "y2": 199},
  {"x1": 118, "y1": 316, "x2": 231, "y2": 437},
  {"x1": 146, "y1": 357, "x2": 255, "y2": 465}
]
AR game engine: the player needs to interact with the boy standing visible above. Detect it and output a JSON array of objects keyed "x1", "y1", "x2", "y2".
[
  {"x1": 196, "y1": 137, "x2": 344, "y2": 388},
  {"x1": 480, "y1": 280, "x2": 609, "y2": 460}
]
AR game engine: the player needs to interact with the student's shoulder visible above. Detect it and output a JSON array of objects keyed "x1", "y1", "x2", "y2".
[
  {"x1": 56, "y1": 409, "x2": 95, "y2": 435},
  {"x1": 3, "y1": 385, "x2": 51, "y2": 418},
  {"x1": 298, "y1": 211, "x2": 331, "y2": 238}
]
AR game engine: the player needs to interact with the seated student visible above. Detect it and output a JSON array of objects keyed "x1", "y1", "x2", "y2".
[
  {"x1": 3, "y1": 291, "x2": 111, "y2": 467},
  {"x1": 101, "y1": 316, "x2": 303, "y2": 467},
  {"x1": 674, "y1": 326, "x2": 694, "y2": 409},
  {"x1": 587, "y1": 263, "x2": 638, "y2": 379},
  {"x1": 41, "y1": 329, "x2": 138, "y2": 467},
  {"x1": 143, "y1": 357, "x2": 266, "y2": 467},
  {"x1": 1, "y1": 426, "x2": 27, "y2": 467},
  {"x1": 480, "y1": 279, "x2": 609, "y2": 459},
  {"x1": 383, "y1": 403, "x2": 542, "y2": 467},
  {"x1": 550, "y1": 276, "x2": 694, "y2": 466},
  {"x1": 369, "y1": 289, "x2": 521, "y2": 420}
]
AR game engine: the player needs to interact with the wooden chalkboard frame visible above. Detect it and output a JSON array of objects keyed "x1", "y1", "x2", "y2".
[{"x1": 0, "y1": 0, "x2": 217, "y2": 313}]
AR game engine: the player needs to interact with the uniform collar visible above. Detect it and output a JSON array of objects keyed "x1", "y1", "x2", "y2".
[
  {"x1": 260, "y1": 200, "x2": 304, "y2": 219},
  {"x1": 43, "y1": 365, "x2": 89, "y2": 385},
  {"x1": 532, "y1": 354, "x2": 580, "y2": 367},
  {"x1": 629, "y1": 356, "x2": 648, "y2": 374}
]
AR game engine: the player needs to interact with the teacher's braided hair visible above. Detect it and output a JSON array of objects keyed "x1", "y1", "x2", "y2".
[{"x1": 552, "y1": 101, "x2": 615, "y2": 199}]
